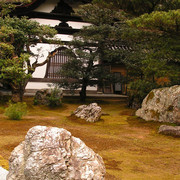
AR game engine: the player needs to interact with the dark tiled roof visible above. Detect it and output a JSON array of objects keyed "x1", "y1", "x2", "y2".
[{"x1": 106, "y1": 41, "x2": 132, "y2": 51}]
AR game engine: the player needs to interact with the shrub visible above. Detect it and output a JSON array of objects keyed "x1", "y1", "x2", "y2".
[
  {"x1": 48, "y1": 86, "x2": 63, "y2": 107},
  {"x1": 4, "y1": 102, "x2": 27, "y2": 120},
  {"x1": 33, "y1": 98, "x2": 38, "y2": 105}
]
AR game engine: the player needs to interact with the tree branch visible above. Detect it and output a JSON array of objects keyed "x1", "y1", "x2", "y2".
[{"x1": 32, "y1": 49, "x2": 58, "y2": 69}]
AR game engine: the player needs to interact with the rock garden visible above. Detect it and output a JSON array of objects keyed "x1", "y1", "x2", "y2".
[{"x1": 0, "y1": 87, "x2": 179, "y2": 179}]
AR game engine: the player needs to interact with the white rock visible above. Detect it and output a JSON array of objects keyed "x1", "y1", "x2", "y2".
[
  {"x1": 136, "y1": 85, "x2": 180, "y2": 124},
  {"x1": 7, "y1": 126, "x2": 106, "y2": 180},
  {"x1": 74, "y1": 103, "x2": 102, "y2": 122}
]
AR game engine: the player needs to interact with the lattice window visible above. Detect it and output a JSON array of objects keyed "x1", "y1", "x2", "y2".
[{"x1": 45, "y1": 47, "x2": 69, "y2": 79}]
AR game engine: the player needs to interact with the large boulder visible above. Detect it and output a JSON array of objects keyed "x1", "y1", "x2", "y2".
[
  {"x1": 136, "y1": 85, "x2": 180, "y2": 124},
  {"x1": 158, "y1": 125, "x2": 180, "y2": 137},
  {"x1": 7, "y1": 126, "x2": 105, "y2": 180},
  {"x1": 74, "y1": 103, "x2": 102, "y2": 122}
]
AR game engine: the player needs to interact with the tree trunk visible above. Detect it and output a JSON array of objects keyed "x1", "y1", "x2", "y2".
[
  {"x1": 79, "y1": 84, "x2": 87, "y2": 102},
  {"x1": 11, "y1": 89, "x2": 21, "y2": 102},
  {"x1": 19, "y1": 86, "x2": 25, "y2": 102},
  {"x1": 11, "y1": 80, "x2": 28, "y2": 102}
]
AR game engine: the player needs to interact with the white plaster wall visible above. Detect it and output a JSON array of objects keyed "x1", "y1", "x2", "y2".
[
  {"x1": 29, "y1": 43, "x2": 60, "y2": 78},
  {"x1": 30, "y1": 18, "x2": 60, "y2": 27},
  {"x1": 68, "y1": 21, "x2": 91, "y2": 29},
  {"x1": 30, "y1": 18, "x2": 91, "y2": 29},
  {"x1": 26, "y1": 82, "x2": 97, "y2": 91},
  {"x1": 26, "y1": 82, "x2": 53, "y2": 89}
]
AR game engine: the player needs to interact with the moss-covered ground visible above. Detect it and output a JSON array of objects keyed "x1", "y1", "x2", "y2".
[{"x1": 0, "y1": 97, "x2": 179, "y2": 179}]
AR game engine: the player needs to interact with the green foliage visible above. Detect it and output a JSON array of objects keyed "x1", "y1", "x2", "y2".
[
  {"x1": 33, "y1": 98, "x2": 38, "y2": 106},
  {"x1": 48, "y1": 86, "x2": 63, "y2": 107},
  {"x1": 0, "y1": 0, "x2": 32, "y2": 17},
  {"x1": 74, "y1": 3, "x2": 128, "y2": 57},
  {"x1": 0, "y1": 2, "x2": 57, "y2": 101},
  {"x1": 4, "y1": 102, "x2": 27, "y2": 120},
  {"x1": 0, "y1": 54, "x2": 31, "y2": 84},
  {"x1": 128, "y1": 9, "x2": 180, "y2": 33},
  {"x1": 75, "y1": 4, "x2": 127, "y2": 43},
  {"x1": 75, "y1": 4, "x2": 120, "y2": 25},
  {"x1": 93, "y1": 0, "x2": 180, "y2": 15},
  {"x1": 125, "y1": 9, "x2": 180, "y2": 88},
  {"x1": 141, "y1": 58, "x2": 180, "y2": 83},
  {"x1": 0, "y1": 42, "x2": 14, "y2": 59},
  {"x1": 0, "y1": 16, "x2": 56, "y2": 55},
  {"x1": 128, "y1": 80, "x2": 158, "y2": 108}
]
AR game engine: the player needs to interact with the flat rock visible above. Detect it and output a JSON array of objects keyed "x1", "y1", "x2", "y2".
[
  {"x1": 158, "y1": 125, "x2": 180, "y2": 137},
  {"x1": 7, "y1": 126, "x2": 105, "y2": 180},
  {"x1": 136, "y1": 85, "x2": 180, "y2": 124}
]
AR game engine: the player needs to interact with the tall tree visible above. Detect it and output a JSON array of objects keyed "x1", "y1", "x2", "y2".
[
  {"x1": 74, "y1": 4, "x2": 132, "y2": 66},
  {"x1": 58, "y1": 42, "x2": 116, "y2": 101},
  {"x1": 57, "y1": 4, "x2": 126, "y2": 101},
  {"x1": 125, "y1": 10, "x2": 180, "y2": 107},
  {"x1": 126, "y1": 9, "x2": 180, "y2": 82}
]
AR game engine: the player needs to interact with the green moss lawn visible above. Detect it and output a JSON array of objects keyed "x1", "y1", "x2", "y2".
[{"x1": 0, "y1": 97, "x2": 179, "y2": 180}]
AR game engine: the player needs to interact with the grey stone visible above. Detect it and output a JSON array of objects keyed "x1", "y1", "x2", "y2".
[
  {"x1": 158, "y1": 125, "x2": 180, "y2": 137},
  {"x1": 136, "y1": 85, "x2": 180, "y2": 124},
  {"x1": 7, "y1": 126, "x2": 106, "y2": 180},
  {"x1": 74, "y1": 103, "x2": 102, "y2": 122}
]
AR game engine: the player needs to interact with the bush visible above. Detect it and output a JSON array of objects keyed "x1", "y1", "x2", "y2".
[
  {"x1": 48, "y1": 86, "x2": 63, "y2": 107},
  {"x1": 33, "y1": 98, "x2": 38, "y2": 105},
  {"x1": 4, "y1": 102, "x2": 27, "y2": 120}
]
